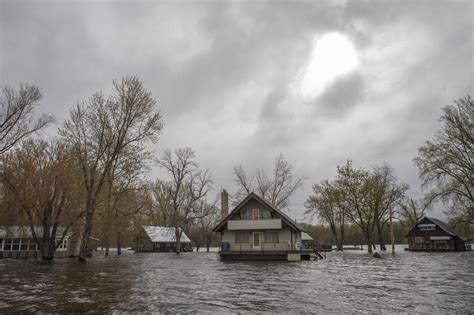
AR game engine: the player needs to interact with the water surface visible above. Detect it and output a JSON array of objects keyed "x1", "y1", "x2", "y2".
[{"x1": 0, "y1": 246, "x2": 473, "y2": 313}]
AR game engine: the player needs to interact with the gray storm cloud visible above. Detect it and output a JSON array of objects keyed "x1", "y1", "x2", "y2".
[{"x1": 1, "y1": 0, "x2": 472, "y2": 220}]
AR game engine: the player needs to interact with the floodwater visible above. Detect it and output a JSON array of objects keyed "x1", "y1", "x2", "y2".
[{"x1": 0, "y1": 246, "x2": 473, "y2": 313}]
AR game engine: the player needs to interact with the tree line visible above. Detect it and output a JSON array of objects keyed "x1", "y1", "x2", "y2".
[
  {"x1": 0, "y1": 77, "x2": 472, "y2": 259},
  {"x1": 0, "y1": 77, "x2": 219, "y2": 260},
  {"x1": 305, "y1": 95, "x2": 473, "y2": 252}
]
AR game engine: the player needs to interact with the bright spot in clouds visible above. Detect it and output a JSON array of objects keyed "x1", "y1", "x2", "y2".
[{"x1": 298, "y1": 32, "x2": 359, "y2": 99}]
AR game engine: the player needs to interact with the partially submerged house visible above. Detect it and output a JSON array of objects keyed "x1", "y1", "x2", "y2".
[
  {"x1": 135, "y1": 226, "x2": 193, "y2": 252},
  {"x1": 213, "y1": 191, "x2": 314, "y2": 261},
  {"x1": 406, "y1": 217, "x2": 470, "y2": 252},
  {"x1": 0, "y1": 226, "x2": 72, "y2": 259}
]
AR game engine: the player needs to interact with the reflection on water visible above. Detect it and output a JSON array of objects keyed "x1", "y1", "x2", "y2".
[{"x1": 0, "y1": 246, "x2": 473, "y2": 313}]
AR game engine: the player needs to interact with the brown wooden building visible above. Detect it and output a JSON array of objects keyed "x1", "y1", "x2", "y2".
[{"x1": 406, "y1": 217, "x2": 469, "y2": 252}]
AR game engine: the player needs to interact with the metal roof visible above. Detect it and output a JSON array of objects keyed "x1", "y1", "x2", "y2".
[
  {"x1": 0, "y1": 226, "x2": 70, "y2": 238},
  {"x1": 143, "y1": 226, "x2": 191, "y2": 243},
  {"x1": 301, "y1": 232, "x2": 313, "y2": 241}
]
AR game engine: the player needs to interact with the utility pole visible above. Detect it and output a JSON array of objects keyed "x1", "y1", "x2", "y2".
[{"x1": 389, "y1": 207, "x2": 395, "y2": 254}]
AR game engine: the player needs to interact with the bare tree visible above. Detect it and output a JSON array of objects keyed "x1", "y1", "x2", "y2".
[
  {"x1": 187, "y1": 202, "x2": 219, "y2": 252},
  {"x1": 397, "y1": 197, "x2": 431, "y2": 228},
  {"x1": 233, "y1": 154, "x2": 305, "y2": 209},
  {"x1": 370, "y1": 165, "x2": 408, "y2": 251},
  {"x1": 0, "y1": 84, "x2": 54, "y2": 154},
  {"x1": 1, "y1": 139, "x2": 82, "y2": 260},
  {"x1": 59, "y1": 76, "x2": 163, "y2": 261},
  {"x1": 414, "y1": 95, "x2": 473, "y2": 226},
  {"x1": 155, "y1": 148, "x2": 213, "y2": 254}
]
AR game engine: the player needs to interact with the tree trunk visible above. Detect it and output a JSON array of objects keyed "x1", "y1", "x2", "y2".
[
  {"x1": 41, "y1": 238, "x2": 55, "y2": 260},
  {"x1": 78, "y1": 202, "x2": 94, "y2": 262},
  {"x1": 206, "y1": 245, "x2": 210, "y2": 252},
  {"x1": 339, "y1": 223, "x2": 345, "y2": 251},
  {"x1": 104, "y1": 234, "x2": 110, "y2": 256},
  {"x1": 175, "y1": 229, "x2": 181, "y2": 254},
  {"x1": 329, "y1": 224, "x2": 342, "y2": 251},
  {"x1": 117, "y1": 238, "x2": 122, "y2": 255},
  {"x1": 376, "y1": 221, "x2": 386, "y2": 251},
  {"x1": 366, "y1": 231, "x2": 373, "y2": 253}
]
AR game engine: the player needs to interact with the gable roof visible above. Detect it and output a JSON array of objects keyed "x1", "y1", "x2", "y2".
[
  {"x1": 143, "y1": 226, "x2": 191, "y2": 243},
  {"x1": 406, "y1": 217, "x2": 467, "y2": 241},
  {"x1": 212, "y1": 192, "x2": 305, "y2": 232}
]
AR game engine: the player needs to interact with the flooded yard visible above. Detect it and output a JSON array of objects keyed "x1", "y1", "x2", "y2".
[{"x1": 0, "y1": 246, "x2": 473, "y2": 313}]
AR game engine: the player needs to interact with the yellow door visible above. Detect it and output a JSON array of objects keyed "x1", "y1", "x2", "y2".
[{"x1": 253, "y1": 232, "x2": 261, "y2": 250}]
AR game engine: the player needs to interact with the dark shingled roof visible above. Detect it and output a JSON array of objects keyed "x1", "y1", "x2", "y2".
[
  {"x1": 426, "y1": 217, "x2": 467, "y2": 241},
  {"x1": 407, "y1": 217, "x2": 467, "y2": 241},
  {"x1": 213, "y1": 192, "x2": 305, "y2": 233}
]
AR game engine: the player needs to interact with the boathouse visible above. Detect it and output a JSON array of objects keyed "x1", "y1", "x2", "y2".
[
  {"x1": 406, "y1": 217, "x2": 469, "y2": 252},
  {"x1": 213, "y1": 191, "x2": 315, "y2": 261},
  {"x1": 135, "y1": 226, "x2": 193, "y2": 252}
]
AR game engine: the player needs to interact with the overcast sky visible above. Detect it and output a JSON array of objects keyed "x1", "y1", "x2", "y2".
[{"x1": 1, "y1": 0, "x2": 472, "y2": 222}]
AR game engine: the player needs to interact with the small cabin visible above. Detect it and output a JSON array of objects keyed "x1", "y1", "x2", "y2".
[
  {"x1": 0, "y1": 226, "x2": 72, "y2": 259},
  {"x1": 406, "y1": 217, "x2": 469, "y2": 252},
  {"x1": 135, "y1": 226, "x2": 193, "y2": 252},
  {"x1": 213, "y1": 192, "x2": 314, "y2": 261}
]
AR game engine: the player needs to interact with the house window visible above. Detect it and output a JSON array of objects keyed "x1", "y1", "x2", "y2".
[
  {"x1": 241, "y1": 209, "x2": 252, "y2": 220},
  {"x1": 12, "y1": 239, "x2": 20, "y2": 251},
  {"x1": 261, "y1": 209, "x2": 272, "y2": 219},
  {"x1": 235, "y1": 232, "x2": 250, "y2": 244},
  {"x1": 264, "y1": 231, "x2": 279, "y2": 243},
  {"x1": 414, "y1": 237, "x2": 423, "y2": 243},
  {"x1": 20, "y1": 239, "x2": 28, "y2": 251},
  {"x1": 3, "y1": 239, "x2": 12, "y2": 251},
  {"x1": 252, "y1": 209, "x2": 260, "y2": 220},
  {"x1": 56, "y1": 238, "x2": 67, "y2": 250}
]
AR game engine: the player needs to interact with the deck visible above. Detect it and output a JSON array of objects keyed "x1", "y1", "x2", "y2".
[{"x1": 217, "y1": 249, "x2": 319, "y2": 261}]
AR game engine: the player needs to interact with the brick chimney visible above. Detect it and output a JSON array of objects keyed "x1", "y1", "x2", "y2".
[{"x1": 221, "y1": 189, "x2": 229, "y2": 218}]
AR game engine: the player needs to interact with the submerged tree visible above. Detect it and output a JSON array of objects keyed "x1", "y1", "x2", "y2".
[
  {"x1": 233, "y1": 154, "x2": 305, "y2": 209},
  {"x1": 305, "y1": 180, "x2": 346, "y2": 251},
  {"x1": 370, "y1": 165, "x2": 408, "y2": 251},
  {"x1": 414, "y1": 95, "x2": 473, "y2": 226},
  {"x1": 1, "y1": 139, "x2": 82, "y2": 260},
  {"x1": 155, "y1": 148, "x2": 213, "y2": 254},
  {"x1": 0, "y1": 84, "x2": 53, "y2": 154},
  {"x1": 59, "y1": 76, "x2": 163, "y2": 261},
  {"x1": 336, "y1": 161, "x2": 377, "y2": 253}
]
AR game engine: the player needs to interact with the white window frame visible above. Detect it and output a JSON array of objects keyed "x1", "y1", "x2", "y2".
[
  {"x1": 252, "y1": 208, "x2": 260, "y2": 220},
  {"x1": 414, "y1": 237, "x2": 423, "y2": 243}
]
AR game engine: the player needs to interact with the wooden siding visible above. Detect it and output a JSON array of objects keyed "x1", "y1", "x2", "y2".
[
  {"x1": 227, "y1": 219, "x2": 282, "y2": 230},
  {"x1": 406, "y1": 217, "x2": 466, "y2": 252}
]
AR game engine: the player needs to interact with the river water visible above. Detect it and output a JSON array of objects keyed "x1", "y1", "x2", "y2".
[{"x1": 0, "y1": 245, "x2": 473, "y2": 313}]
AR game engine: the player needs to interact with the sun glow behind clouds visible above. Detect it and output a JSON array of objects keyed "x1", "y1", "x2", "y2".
[{"x1": 298, "y1": 32, "x2": 359, "y2": 99}]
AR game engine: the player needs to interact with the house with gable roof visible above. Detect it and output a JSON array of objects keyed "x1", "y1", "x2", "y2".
[
  {"x1": 213, "y1": 190, "x2": 315, "y2": 261},
  {"x1": 405, "y1": 216, "x2": 470, "y2": 252}
]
